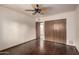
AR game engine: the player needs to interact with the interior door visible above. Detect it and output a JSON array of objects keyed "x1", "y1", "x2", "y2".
[
  {"x1": 45, "y1": 19, "x2": 66, "y2": 44},
  {"x1": 36, "y1": 22, "x2": 40, "y2": 39}
]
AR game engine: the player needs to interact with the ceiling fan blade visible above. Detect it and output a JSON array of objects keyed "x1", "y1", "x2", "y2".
[
  {"x1": 25, "y1": 9, "x2": 35, "y2": 11},
  {"x1": 32, "y1": 4, "x2": 37, "y2": 8},
  {"x1": 40, "y1": 8, "x2": 47, "y2": 14}
]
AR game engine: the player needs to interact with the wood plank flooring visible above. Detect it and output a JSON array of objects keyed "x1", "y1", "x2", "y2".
[{"x1": 0, "y1": 39, "x2": 79, "y2": 55}]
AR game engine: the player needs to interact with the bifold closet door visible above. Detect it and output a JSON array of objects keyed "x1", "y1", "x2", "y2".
[{"x1": 45, "y1": 19, "x2": 66, "y2": 44}]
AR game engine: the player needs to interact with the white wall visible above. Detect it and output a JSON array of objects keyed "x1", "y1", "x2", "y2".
[
  {"x1": 0, "y1": 7, "x2": 36, "y2": 50},
  {"x1": 75, "y1": 5, "x2": 79, "y2": 51},
  {"x1": 39, "y1": 11, "x2": 76, "y2": 46}
]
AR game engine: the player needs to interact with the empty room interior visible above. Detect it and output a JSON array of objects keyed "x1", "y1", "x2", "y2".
[{"x1": 0, "y1": 4, "x2": 79, "y2": 55}]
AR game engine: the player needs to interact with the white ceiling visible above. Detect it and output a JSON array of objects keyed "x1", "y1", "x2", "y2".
[{"x1": 0, "y1": 4, "x2": 78, "y2": 17}]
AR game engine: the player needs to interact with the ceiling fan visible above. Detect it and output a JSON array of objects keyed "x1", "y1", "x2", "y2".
[{"x1": 25, "y1": 4, "x2": 47, "y2": 15}]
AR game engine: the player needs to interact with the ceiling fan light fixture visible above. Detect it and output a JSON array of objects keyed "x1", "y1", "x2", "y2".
[{"x1": 25, "y1": 4, "x2": 47, "y2": 15}]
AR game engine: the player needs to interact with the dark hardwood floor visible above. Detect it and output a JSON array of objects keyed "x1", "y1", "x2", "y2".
[{"x1": 0, "y1": 39, "x2": 79, "y2": 55}]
